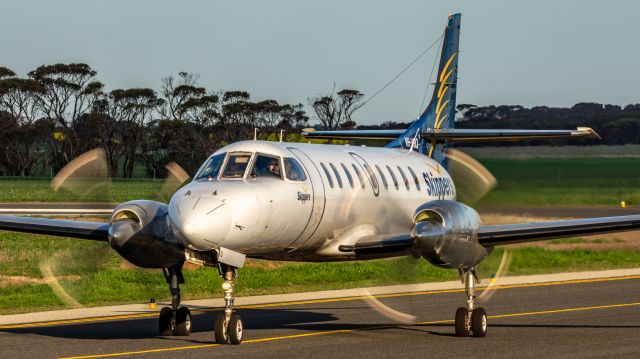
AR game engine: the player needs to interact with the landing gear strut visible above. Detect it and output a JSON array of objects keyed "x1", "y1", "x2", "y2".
[
  {"x1": 214, "y1": 264, "x2": 243, "y2": 345},
  {"x1": 159, "y1": 263, "x2": 192, "y2": 336},
  {"x1": 455, "y1": 268, "x2": 487, "y2": 337}
]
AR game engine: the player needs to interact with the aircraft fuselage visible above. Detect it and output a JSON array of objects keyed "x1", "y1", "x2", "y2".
[{"x1": 168, "y1": 140, "x2": 456, "y2": 261}]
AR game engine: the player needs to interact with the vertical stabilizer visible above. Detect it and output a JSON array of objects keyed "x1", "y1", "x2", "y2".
[{"x1": 386, "y1": 13, "x2": 461, "y2": 165}]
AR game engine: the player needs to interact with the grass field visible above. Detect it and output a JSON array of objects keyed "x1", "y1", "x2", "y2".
[
  {"x1": 2, "y1": 231, "x2": 640, "y2": 314},
  {"x1": 1, "y1": 157, "x2": 639, "y2": 206},
  {"x1": 0, "y1": 177, "x2": 165, "y2": 203},
  {"x1": 477, "y1": 157, "x2": 640, "y2": 206}
]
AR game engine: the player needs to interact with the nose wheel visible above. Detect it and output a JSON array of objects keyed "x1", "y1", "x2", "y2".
[
  {"x1": 158, "y1": 264, "x2": 192, "y2": 336},
  {"x1": 454, "y1": 268, "x2": 487, "y2": 337},
  {"x1": 214, "y1": 264, "x2": 244, "y2": 344}
]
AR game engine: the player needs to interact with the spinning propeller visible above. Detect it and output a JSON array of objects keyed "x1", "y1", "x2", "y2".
[{"x1": 40, "y1": 148, "x2": 190, "y2": 308}]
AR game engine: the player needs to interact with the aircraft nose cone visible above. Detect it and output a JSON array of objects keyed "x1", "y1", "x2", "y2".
[{"x1": 168, "y1": 186, "x2": 231, "y2": 250}]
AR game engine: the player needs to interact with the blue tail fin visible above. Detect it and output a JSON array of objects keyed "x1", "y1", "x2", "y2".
[{"x1": 386, "y1": 13, "x2": 461, "y2": 165}]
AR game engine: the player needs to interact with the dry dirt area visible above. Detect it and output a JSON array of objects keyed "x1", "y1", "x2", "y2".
[{"x1": 481, "y1": 213, "x2": 640, "y2": 251}]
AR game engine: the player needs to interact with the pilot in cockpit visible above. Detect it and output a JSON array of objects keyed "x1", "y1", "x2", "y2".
[{"x1": 267, "y1": 159, "x2": 280, "y2": 177}]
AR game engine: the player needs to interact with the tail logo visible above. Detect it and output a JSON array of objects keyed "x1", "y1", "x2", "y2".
[{"x1": 435, "y1": 52, "x2": 456, "y2": 129}]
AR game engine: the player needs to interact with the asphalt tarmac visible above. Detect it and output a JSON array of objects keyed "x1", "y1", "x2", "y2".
[{"x1": 1, "y1": 275, "x2": 639, "y2": 359}]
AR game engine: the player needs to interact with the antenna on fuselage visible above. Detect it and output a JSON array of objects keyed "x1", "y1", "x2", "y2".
[
  {"x1": 279, "y1": 129, "x2": 286, "y2": 142},
  {"x1": 253, "y1": 128, "x2": 259, "y2": 141}
]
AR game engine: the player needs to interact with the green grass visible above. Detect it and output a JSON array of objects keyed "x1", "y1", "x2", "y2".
[
  {"x1": 477, "y1": 157, "x2": 640, "y2": 206},
  {"x1": 2, "y1": 157, "x2": 639, "y2": 205},
  {"x1": 2, "y1": 231, "x2": 640, "y2": 314},
  {"x1": 0, "y1": 177, "x2": 164, "y2": 203}
]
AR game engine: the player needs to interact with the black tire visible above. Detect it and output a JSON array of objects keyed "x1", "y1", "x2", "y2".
[
  {"x1": 454, "y1": 307, "x2": 469, "y2": 337},
  {"x1": 471, "y1": 307, "x2": 487, "y2": 338},
  {"x1": 159, "y1": 307, "x2": 174, "y2": 336},
  {"x1": 228, "y1": 313, "x2": 244, "y2": 345},
  {"x1": 174, "y1": 307, "x2": 192, "y2": 336},
  {"x1": 214, "y1": 314, "x2": 229, "y2": 344}
]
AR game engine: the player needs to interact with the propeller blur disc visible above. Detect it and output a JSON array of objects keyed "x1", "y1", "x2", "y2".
[{"x1": 445, "y1": 148, "x2": 496, "y2": 205}]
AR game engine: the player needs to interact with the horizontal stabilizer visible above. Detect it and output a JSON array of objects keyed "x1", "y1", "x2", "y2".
[
  {"x1": 420, "y1": 127, "x2": 600, "y2": 143},
  {"x1": 302, "y1": 127, "x2": 600, "y2": 143},
  {"x1": 302, "y1": 129, "x2": 404, "y2": 140}
]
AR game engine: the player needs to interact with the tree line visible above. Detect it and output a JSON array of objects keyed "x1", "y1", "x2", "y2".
[
  {"x1": 2, "y1": 63, "x2": 638, "y2": 178},
  {"x1": 0, "y1": 64, "x2": 364, "y2": 177}
]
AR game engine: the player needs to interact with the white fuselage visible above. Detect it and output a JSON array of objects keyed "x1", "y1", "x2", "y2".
[{"x1": 168, "y1": 140, "x2": 456, "y2": 261}]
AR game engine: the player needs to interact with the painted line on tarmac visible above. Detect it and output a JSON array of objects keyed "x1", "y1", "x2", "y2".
[
  {"x1": 2, "y1": 274, "x2": 639, "y2": 330},
  {"x1": 58, "y1": 301, "x2": 640, "y2": 359}
]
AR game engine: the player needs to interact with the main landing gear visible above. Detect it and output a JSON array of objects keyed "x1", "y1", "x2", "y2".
[
  {"x1": 159, "y1": 263, "x2": 192, "y2": 336},
  {"x1": 214, "y1": 264, "x2": 243, "y2": 345},
  {"x1": 454, "y1": 268, "x2": 487, "y2": 338}
]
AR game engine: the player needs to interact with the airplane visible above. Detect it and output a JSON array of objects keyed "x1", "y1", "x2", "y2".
[{"x1": 1, "y1": 13, "x2": 640, "y2": 345}]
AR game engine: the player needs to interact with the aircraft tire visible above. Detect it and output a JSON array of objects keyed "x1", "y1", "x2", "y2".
[
  {"x1": 471, "y1": 307, "x2": 487, "y2": 337},
  {"x1": 214, "y1": 314, "x2": 229, "y2": 344},
  {"x1": 159, "y1": 307, "x2": 174, "y2": 336},
  {"x1": 454, "y1": 307, "x2": 469, "y2": 337},
  {"x1": 228, "y1": 313, "x2": 244, "y2": 345},
  {"x1": 174, "y1": 307, "x2": 192, "y2": 336}
]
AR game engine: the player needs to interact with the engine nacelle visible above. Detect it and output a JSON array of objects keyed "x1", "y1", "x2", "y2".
[
  {"x1": 108, "y1": 200, "x2": 185, "y2": 268},
  {"x1": 410, "y1": 200, "x2": 491, "y2": 269}
]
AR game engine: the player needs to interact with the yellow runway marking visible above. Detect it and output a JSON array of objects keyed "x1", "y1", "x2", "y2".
[
  {"x1": 58, "y1": 301, "x2": 640, "y2": 359},
  {"x1": 2, "y1": 275, "x2": 639, "y2": 330}
]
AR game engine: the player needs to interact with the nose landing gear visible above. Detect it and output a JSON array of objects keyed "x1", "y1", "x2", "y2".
[
  {"x1": 454, "y1": 268, "x2": 487, "y2": 337},
  {"x1": 159, "y1": 263, "x2": 192, "y2": 336},
  {"x1": 214, "y1": 264, "x2": 243, "y2": 344}
]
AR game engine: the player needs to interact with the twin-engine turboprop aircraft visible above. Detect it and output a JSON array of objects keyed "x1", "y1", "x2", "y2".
[{"x1": 1, "y1": 13, "x2": 640, "y2": 344}]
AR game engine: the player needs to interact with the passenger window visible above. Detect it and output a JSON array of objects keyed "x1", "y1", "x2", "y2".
[
  {"x1": 408, "y1": 167, "x2": 420, "y2": 190},
  {"x1": 341, "y1": 163, "x2": 354, "y2": 189},
  {"x1": 386, "y1": 165, "x2": 399, "y2": 190},
  {"x1": 222, "y1": 153, "x2": 252, "y2": 178},
  {"x1": 195, "y1": 153, "x2": 225, "y2": 181},
  {"x1": 250, "y1": 155, "x2": 282, "y2": 180},
  {"x1": 320, "y1": 162, "x2": 334, "y2": 188},
  {"x1": 329, "y1": 163, "x2": 343, "y2": 188},
  {"x1": 397, "y1": 166, "x2": 410, "y2": 190},
  {"x1": 283, "y1": 157, "x2": 307, "y2": 181},
  {"x1": 351, "y1": 164, "x2": 365, "y2": 189},
  {"x1": 375, "y1": 165, "x2": 388, "y2": 190}
]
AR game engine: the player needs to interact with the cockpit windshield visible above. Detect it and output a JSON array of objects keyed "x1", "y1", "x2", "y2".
[
  {"x1": 250, "y1": 154, "x2": 282, "y2": 179},
  {"x1": 194, "y1": 153, "x2": 225, "y2": 181},
  {"x1": 221, "y1": 152, "x2": 252, "y2": 178}
]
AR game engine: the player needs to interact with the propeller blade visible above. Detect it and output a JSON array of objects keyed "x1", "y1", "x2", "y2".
[
  {"x1": 445, "y1": 148, "x2": 496, "y2": 205},
  {"x1": 158, "y1": 162, "x2": 190, "y2": 202},
  {"x1": 51, "y1": 148, "x2": 112, "y2": 201}
]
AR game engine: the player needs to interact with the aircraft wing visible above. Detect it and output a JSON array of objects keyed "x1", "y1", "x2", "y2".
[
  {"x1": 339, "y1": 215, "x2": 640, "y2": 257},
  {"x1": 302, "y1": 128, "x2": 599, "y2": 142},
  {"x1": 0, "y1": 215, "x2": 109, "y2": 241},
  {"x1": 477, "y1": 215, "x2": 640, "y2": 246}
]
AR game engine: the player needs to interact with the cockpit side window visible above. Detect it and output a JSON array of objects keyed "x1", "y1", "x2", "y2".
[
  {"x1": 194, "y1": 153, "x2": 226, "y2": 181},
  {"x1": 221, "y1": 152, "x2": 252, "y2": 179},
  {"x1": 250, "y1": 154, "x2": 282, "y2": 180},
  {"x1": 283, "y1": 157, "x2": 307, "y2": 181}
]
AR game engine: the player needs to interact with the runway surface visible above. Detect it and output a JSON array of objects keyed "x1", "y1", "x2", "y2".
[{"x1": 1, "y1": 274, "x2": 639, "y2": 359}]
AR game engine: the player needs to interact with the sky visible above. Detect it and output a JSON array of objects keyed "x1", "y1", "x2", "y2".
[{"x1": 3, "y1": 0, "x2": 640, "y2": 125}]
